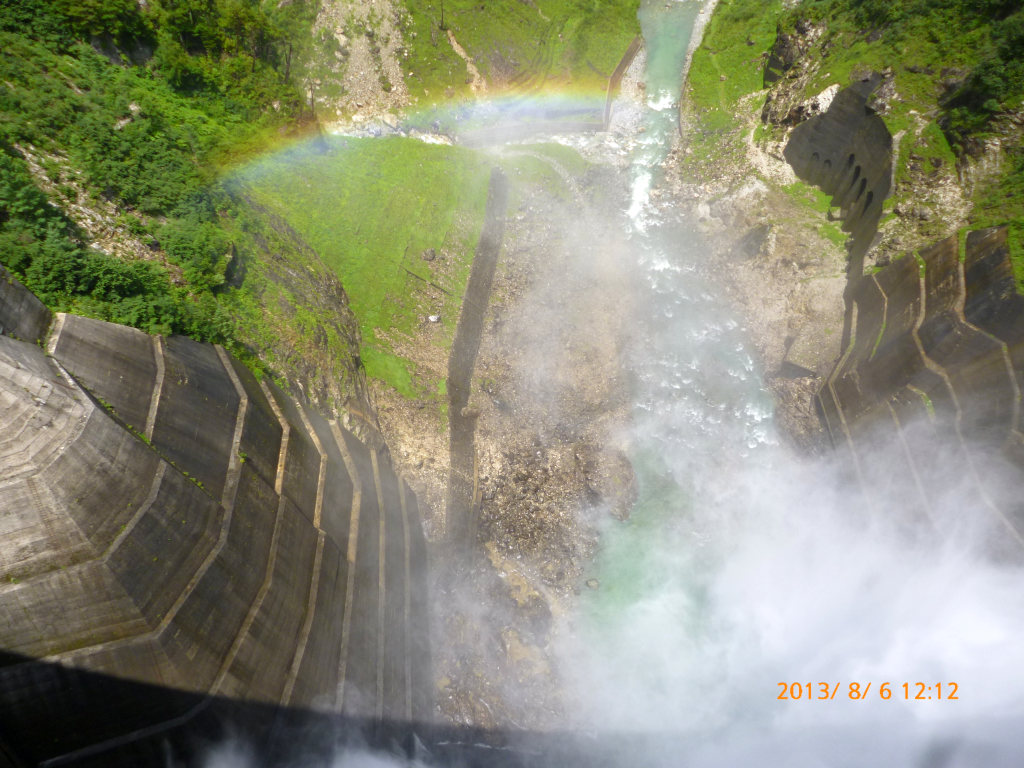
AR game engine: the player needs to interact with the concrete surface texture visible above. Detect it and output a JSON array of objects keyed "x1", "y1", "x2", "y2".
[
  {"x1": 817, "y1": 226, "x2": 1024, "y2": 552},
  {"x1": 0, "y1": 265, "x2": 50, "y2": 346},
  {"x1": 778, "y1": 80, "x2": 1024, "y2": 551},
  {"x1": 0, "y1": 282, "x2": 431, "y2": 765}
]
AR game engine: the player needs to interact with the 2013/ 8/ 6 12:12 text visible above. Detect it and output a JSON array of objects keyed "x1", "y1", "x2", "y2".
[{"x1": 778, "y1": 683, "x2": 959, "y2": 700}]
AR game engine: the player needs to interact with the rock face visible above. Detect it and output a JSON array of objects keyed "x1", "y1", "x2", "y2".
[
  {"x1": 763, "y1": 21, "x2": 824, "y2": 86},
  {"x1": 817, "y1": 227, "x2": 1024, "y2": 550},
  {"x1": 0, "y1": 280, "x2": 431, "y2": 764}
]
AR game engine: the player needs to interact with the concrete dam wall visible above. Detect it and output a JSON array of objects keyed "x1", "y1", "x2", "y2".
[
  {"x1": 0, "y1": 266, "x2": 431, "y2": 765},
  {"x1": 816, "y1": 227, "x2": 1024, "y2": 549},
  {"x1": 781, "y1": 79, "x2": 1024, "y2": 550}
]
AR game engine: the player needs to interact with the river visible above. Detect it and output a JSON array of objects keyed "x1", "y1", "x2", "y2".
[
  {"x1": 555, "y1": 1, "x2": 1024, "y2": 765},
  {"x1": 223, "y1": 0, "x2": 1024, "y2": 764}
]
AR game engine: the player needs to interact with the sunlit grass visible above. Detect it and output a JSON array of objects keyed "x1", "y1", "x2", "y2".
[{"x1": 241, "y1": 135, "x2": 581, "y2": 397}]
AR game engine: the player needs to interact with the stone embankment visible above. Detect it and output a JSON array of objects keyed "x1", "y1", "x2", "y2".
[{"x1": 0, "y1": 266, "x2": 431, "y2": 765}]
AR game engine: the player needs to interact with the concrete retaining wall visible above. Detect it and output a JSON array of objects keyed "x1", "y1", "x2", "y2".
[
  {"x1": 0, "y1": 282, "x2": 432, "y2": 763},
  {"x1": 0, "y1": 265, "x2": 50, "y2": 345}
]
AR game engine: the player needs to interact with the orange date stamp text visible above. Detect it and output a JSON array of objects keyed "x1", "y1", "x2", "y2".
[{"x1": 778, "y1": 682, "x2": 959, "y2": 700}]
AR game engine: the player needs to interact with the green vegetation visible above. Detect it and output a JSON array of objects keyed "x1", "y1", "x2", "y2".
[
  {"x1": 783, "y1": 180, "x2": 834, "y2": 215},
  {"x1": 242, "y1": 135, "x2": 577, "y2": 397},
  {"x1": 974, "y1": 146, "x2": 1024, "y2": 285},
  {"x1": 3, "y1": 0, "x2": 319, "y2": 116},
  {"x1": 244, "y1": 136, "x2": 491, "y2": 396},
  {"x1": 776, "y1": 0, "x2": 1024, "y2": 281},
  {"x1": 789, "y1": 0, "x2": 1024, "y2": 133},
  {"x1": 782, "y1": 180, "x2": 846, "y2": 247},
  {"x1": 914, "y1": 386, "x2": 936, "y2": 418},
  {"x1": 679, "y1": 0, "x2": 786, "y2": 178},
  {"x1": 687, "y1": 0, "x2": 784, "y2": 130},
  {"x1": 0, "y1": 0, "x2": 405, "y2": 403},
  {"x1": 1, "y1": 0, "x2": 630, "y2": 408},
  {"x1": 688, "y1": 0, "x2": 1023, "y2": 283},
  {"x1": 402, "y1": 0, "x2": 640, "y2": 102},
  {"x1": 0, "y1": 1, "x2": 324, "y2": 356},
  {"x1": 0, "y1": 145, "x2": 233, "y2": 340}
]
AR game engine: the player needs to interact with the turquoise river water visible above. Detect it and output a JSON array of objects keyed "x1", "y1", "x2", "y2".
[{"x1": 558, "y1": 1, "x2": 1024, "y2": 765}]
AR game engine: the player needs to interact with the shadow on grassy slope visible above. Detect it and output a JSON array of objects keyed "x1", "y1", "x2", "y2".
[{"x1": 240, "y1": 135, "x2": 584, "y2": 400}]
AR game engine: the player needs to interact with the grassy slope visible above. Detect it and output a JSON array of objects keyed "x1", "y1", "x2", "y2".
[
  {"x1": 0, "y1": 3, "x2": 326, "y2": 371},
  {"x1": 680, "y1": 0, "x2": 784, "y2": 202},
  {"x1": 216, "y1": 195, "x2": 367, "y2": 401},
  {"x1": 1, "y1": 0, "x2": 612, "y2": 405},
  {"x1": 244, "y1": 137, "x2": 490, "y2": 397},
  {"x1": 686, "y1": 0, "x2": 783, "y2": 130},
  {"x1": 685, "y1": 0, "x2": 1024, "y2": 280},
  {"x1": 402, "y1": 0, "x2": 641, "y2": 102},
  {"x1": 243, "y1": 136, "x2": 580, "y2": 399}
]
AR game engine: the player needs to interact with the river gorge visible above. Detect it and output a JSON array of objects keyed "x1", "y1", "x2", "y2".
[{"x1": 2, "y1": 0, "x2": 1024, "y2": 765}]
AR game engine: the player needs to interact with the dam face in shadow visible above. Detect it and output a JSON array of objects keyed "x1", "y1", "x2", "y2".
[
  {"x1": 0, "y1": 649, "x2": 435, "y2": 768},
  {"x1": 0, "y1": 647, "x2": 700, "y2": 768}
]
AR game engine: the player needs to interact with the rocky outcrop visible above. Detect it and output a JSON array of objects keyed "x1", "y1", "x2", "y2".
[
  {"x1": 763, "y1": 20, "x2": 825, "y2": 87},
  {"x1": 0, "y1": 280, "x2": 431, "y2": 764}
]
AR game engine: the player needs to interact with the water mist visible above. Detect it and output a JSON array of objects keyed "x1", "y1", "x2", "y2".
[
  {"x1": 550, "y1": 0, "x2": 1024, "y2": 759},
  {"x1": 209, "y1": 1, "x2": 1024, "y2": 765}
]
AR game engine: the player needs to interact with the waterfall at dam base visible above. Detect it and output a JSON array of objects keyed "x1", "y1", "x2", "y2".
[{"x1": 549, "y1": 4, "x2": 1024, "y2": 765}]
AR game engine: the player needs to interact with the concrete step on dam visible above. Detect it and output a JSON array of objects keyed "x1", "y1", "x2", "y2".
[{"x1": 0, "y1": 265, "x2": 431, "y2": 766}]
